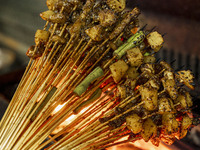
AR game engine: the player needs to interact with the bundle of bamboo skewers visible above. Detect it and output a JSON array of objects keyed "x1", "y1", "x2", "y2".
[{"x1": 0, "y1": 0, "x2": 198, "y2": 150}]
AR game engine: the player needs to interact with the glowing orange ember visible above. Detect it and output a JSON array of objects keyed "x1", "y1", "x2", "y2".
[
  {"x1": 135, "y1": 85, "x2": 140, "y2": 91},
  {"x1": 52, "y1": 102, "x2": 66, "y2": 115},
  {"x1": 51, "y1": 105, "x2": 91, "y2": 134},
  {"x1": 107, "y1": 140, "x2": 171, "y2": 150},
  {"x1": 106, "y1": 136, "x2": 171, "y2": 150}
]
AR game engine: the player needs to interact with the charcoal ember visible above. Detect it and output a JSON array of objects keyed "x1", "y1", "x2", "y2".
[
  {"x1": 150, "y1": 137, "x2": 160, "y2": 147},
  {"x1": 160, "y1": 134, "x2": 176, "y2": 145}
]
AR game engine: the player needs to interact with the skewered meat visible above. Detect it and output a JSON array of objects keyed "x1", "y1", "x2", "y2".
[
  {"x1": 26, "y1": 45, "x2": 44, "y2": 59},
  {"x1": 161, "y1": 71, "x2": 178, "y2": 100},
  {"x1": 110, "y1": 59, "x2": 129, "y2": 83},
  {"x1": 117, "y1": 85, "x2": 126, "y2": 98},
  {"x1": 139, "y1": 85, "x2": 158, "y2": 111},
  {"x1": 146, "y1": 77, "x2": 160, "y2": 90},
  {"x1": 175, "y1": 89, "x2": 193, "y2": 109},
  {"x1": 127, "y1": 47, "x2": 143, "y2": 67},
  {"x1": 176, "y1": 70, "x2": 194, "y2": 90},
  {"x1": 35, "y1": 30, "x2": 50, "y2": 45},
  {"x1": 51, "y1": 35, "x2": 66, "y2": 44},
  {"x1": 143, "y1": 55, "x2": 156, "y2": 64},
  {"x1": 106, "y1": 0, "x2": 126, "y2": 12},
  {"x1": 85, "y1": 25, "x2": 104, "y2": 41},
  {"x1": 40, "y1": 10, "x2": 67, "y2": 23},
  {"x1": 146, "y1": 31, "x2": 163, "y2": 52},
  {"x1": 126, "y1": 67, "x2": 139, "y2": 80},
  {"x1": 141, "y1": 118, "x2": 157, "y2": 142},
  {"x1": 158, "y1": 97, "x2": 175, "y2": 114},
  {"x1": 47, "y1": 0, "x2": 74, "y2": 12},
  {"x1": 98, "y1": 9, "x2": 117, "y2": 27},
  {"x1": 109, "y1": 7, "x2": 140, "y2": 40},
  {"x1": 160, "y1": 61, "x2": 173, "y2": 71},
  {"x1": 140, "y1": 63, "x2": 155, "y2": 74},
  {"x1": 162, "y1": 112, "x2": 179, "y2": 135},
  {"x1": 180, "y1": 115, "x2": 192, "y2": 139},
  {"x1": 126, "y1": 114, "x2": 143, "y2": 134}
]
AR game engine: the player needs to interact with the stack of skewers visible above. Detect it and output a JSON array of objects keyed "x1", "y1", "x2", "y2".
[{"x1": 0, "y1": 0, "x2": 198, "y2": 150}]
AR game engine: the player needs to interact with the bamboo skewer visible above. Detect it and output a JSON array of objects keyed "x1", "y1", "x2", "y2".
[
  {"x1": 1, "y1": 20, "x2": 69, "y2": 143},
  {"x1": 21, "y1": 72, "x2": 112, "y2": 149},
  {"x1": 0, "y1": 29, "x2": 72, "y2": 148},
  {"x1": 0, "y1": 1, "x2": 196, "y2": 150},
  {"x1": 44, "y1": 85, "x2": 116, "y2": 149}
]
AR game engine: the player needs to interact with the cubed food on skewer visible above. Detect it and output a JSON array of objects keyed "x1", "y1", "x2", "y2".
[
  {"x1": 117, "y1": 85, "x2": 127, "y2": 99},
  {"x1": 46, "y1": 0, "x2": 60, "y2": 10},
  {"x1": 175, "y1": 91, "x2": 193, "y2": 109},
  {"x1": 176, "y1": 70, "x2": 194, "y2": 90},
  {"x1": 146, "y1": 31, "x2": 163, "y2": 52},
  {"x1": 141, "y1": 118, "x2": 157, "y2": 142},
  {"x1": 160, "y1": 61, "x2": 173, "y2": 71},
  {"x1": 98, "y1": 10, "x2": 117, "y2": 27},
  {"x1": 35, "y1": 30, "x2": 50, "y2": 45},
  {"x1": 109, "y1": 60, "x2": 129, "y2": 83},
  {"x1": 51, "y1": 35, "x2": 66, "y2": 44},
  {"x1": 158, "y1": 97, "x2": 175, "y2": 114},
  {"x1": 162, "y1": 112, "x2": 179, "y2": 135},
  {"x1": 127, "y1": 47, "x2": 143, "y2": 67},
  {"x1": 143, "y1": 56, "x2": 156, "y2": 64},
  {"x1": 40, "y1": 10, "x2": 66, "y2": 23},
  {"x1": 146, "y1": 78, "x2": 160, "y2": 90},
  {"x1": 140, "y1": 64, "x2": 155, "y2": 74},
  {"x1": 179, "y1": 115, "x2": 192, "y2": 139},
  {"x1": 109, "y1": 7, "x2": 140, "y2": 40},
  {"x1": 2, "y1": 0, "x2": 197, "y2": 149},
  {"x1": 26, "y1": 45, "x2": 44, "y2": 59},
  {"x1": 46, "y1": 0, "x2": 73, "y2": 12},
  {"x1": 106, "y1": 0, "x2": 126, "y2": 12},
  {"x1": 161, "y1": 71, "x2": 178, "y2": 100},
  {"x1": 139, "y1": 85, "x2": 158, "y2": 111},
  {"x1": 126, "y1": 67, "x2": 139, "y2": 80},
  {"x1": 126, "y1": 114, "x2": 143, "y2": 134},
  {"x1": 85, "y1": 25, "x2": 104, "y2": 41}
]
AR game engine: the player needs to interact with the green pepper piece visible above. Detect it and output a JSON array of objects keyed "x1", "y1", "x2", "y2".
[
  {"x1": 113, "y1": 31, "x2": 145, "y2": 59},
  {"x1": 74, "y1": 67, "x2": 104, "y2": 96}
]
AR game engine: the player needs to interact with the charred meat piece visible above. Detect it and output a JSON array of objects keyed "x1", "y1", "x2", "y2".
[
  {"x1": 161, "y1": 71, "x2": 178, "y2": 100},
  {"x1": 109, "y1": 7, "x2": 140, "y2": 40},
  {"x1": 98, "y1": 9, "x2": 117, "y2": 27}
]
